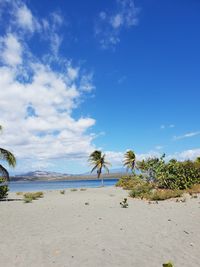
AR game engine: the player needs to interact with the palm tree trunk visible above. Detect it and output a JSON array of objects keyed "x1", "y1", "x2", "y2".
[{"x1": 98, "y1": 168, "x2": 104, "y2": 187}]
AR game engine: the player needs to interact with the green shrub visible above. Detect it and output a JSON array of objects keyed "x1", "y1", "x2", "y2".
[
  {"x1": 60, "y1": 190, "x2": 65, "y2": 194},
  {"x1": 137, "y1": 156, "x2": 200, "y2": 190},
  {"x1": 0, "y1": 178, "x2": 9, "y2": 200},
  {"x1": 70, "y1": 188, "x2": 78, "y2": 192},
  {"x1": 116, "y1": 175, "x2": 145, "y2": 190},
  {"x1": 129, "y1": 182, "x2": 154, "y2": 199},
  {"x1": 23, "y1": 197, "x2": 33, "y2": 203},
  {"x1": 186, "y1": 184, "x2": 200, "y2": 196},
  {"x1": 163, "y1": 262, "x2": 174, "y2": 267},
  {"x1": 148, "y1": 190, "x2": 182, "y2": 201},
  {"x1": 34, "y1": 191, "x2": 44, "y2": 198},
  {"x1": 23, "y1": 192, "x2": 44, "y2": 201}
]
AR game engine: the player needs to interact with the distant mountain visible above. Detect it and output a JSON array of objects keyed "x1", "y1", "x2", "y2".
[
  {"x1": 15, "y1": 170, "x2": 70, "y2": 178},
  {"x1": 11, "y1": 168, "x2": 126, "y2": 181}
]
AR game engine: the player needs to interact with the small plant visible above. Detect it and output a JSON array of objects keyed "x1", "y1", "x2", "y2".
[
  {"x1": 23, "y1": 197, "x2": 33, "y2": 203},
  {"x1": 71, "y1": 188, "x2": 78, "y2": 192},
  {"x1": 120, "y1": 198, "x2": 129, "y2": 208},
  {"x1": 34, "y1": 192, "x2": 44, "y2": 198},
  {"x1": 60, "y1": 190, "x2": 65, "y2": 194},
  {"x1": 80, "y1": 188, "x2": 87, "y2": 191},
  {"x1": 163, "y1": 262, "x2": 174, "y2": 267},
  {"x1": 23, "y1": 192, "x2": 44, "y2": 201}
]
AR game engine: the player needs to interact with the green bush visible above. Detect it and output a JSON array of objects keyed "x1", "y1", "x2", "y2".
[
  {"x1": 116, "y1": 175, "x2": 145, "y2": 190},
  {"x1": 129, "y1": 182, "x2": 154, "y2": 199},
  {"x1": 0, "y1": 178, "x2": 9, "y2": 200},
  {"x1": 163, "y1": 262, "x2": 174, "y2": 267},
  {"x1": 60, "y1": 190, "x2": 65, "y2": 194},
  {"x1": 137, "y1": 156, "x2": 200, "y2": 190},
  {"x1": 156, "y1": 160, "x2": 200, "y2": 190},
  {"x1": 70, "y1": 188, "x2": 78, "y2": 192},
  {"x1": 148, "y1": 190, "x2": 182, "y2": 201},
  {"x1": 23, "y1": 197, "x2": 33, "y2": 203},
  {"x1": 23, "y1": 192, "x2": 44, "y2": 201}
]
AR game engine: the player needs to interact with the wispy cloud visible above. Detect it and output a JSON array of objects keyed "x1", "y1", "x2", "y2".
[
  {"x1": 173, "y1": 131, "x2": 200, "y2": 140},
  {"x1": 160, "y1": 124, "x2": 175, "y2": 130},
  {"x1": 95, "y1": 0, "x2": 140, "y2": 49}
]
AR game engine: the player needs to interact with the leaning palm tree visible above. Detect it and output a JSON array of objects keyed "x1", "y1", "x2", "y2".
[
  {"x1": 0, "y1": 126, "x2": 16, "y2": 181},
  {"x1": 88, "y1": 150, "x2": 111, "y2": 186},
  {"x1": 123, "y1": 150, "x2": 136, "y2": 173}
]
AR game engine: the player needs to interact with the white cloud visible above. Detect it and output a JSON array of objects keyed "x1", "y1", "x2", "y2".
[
  {"x1": 0, "y1": 1, "x2": 96, "y2": 173},
  {"x1": 160, "y1": 124, "x2": 175, "y2": 130},
  {"x1": 0, "y1": 33, "x2": 22, "y2": 66},
  {"x1": 95, "y1": 0, "x2": 140, "y2": 49},
  {"x1": 168, "y1": 149, "x2": 200, "y2": 161},
  {"x1": 15, "y1": 4, "x2": 35, "y2": 32},
  {"x1": 174, "y1": 131, "x2": 200, "y2": 140},
  {"x1": 111, "y1": 14, "x2": 123, "y2": 28}
]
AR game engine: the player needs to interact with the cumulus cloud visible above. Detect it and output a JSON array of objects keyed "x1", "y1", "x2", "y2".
[
  {"x1": 168, "y1": 148, "x2": 200, "y2": 161},
  {"x1": 0, "y1": 33, "x2": 22, "y2": 66},
  {"x1": 0, "y1": 0, "x2": 96, "y2": 172},
  {"x1": 15, "y1": 4, "x2": 35, "y2": 32},
  {"x1": 95, "y1": 0, "x2": 140, "y2": 49}
]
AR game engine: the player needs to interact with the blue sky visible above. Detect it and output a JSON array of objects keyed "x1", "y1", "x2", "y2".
[{"x1": 0, "y1": 0, "x2": 200, "y2": 174}]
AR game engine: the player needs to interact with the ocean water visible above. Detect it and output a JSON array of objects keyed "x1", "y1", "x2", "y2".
[{"x1": 8, "y1": 178, "x2": 119, "y2": 192}]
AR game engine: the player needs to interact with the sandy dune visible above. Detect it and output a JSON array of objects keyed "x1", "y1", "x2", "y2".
[{"x1": 0, "y1": 187, "x2": 199, "y2": 267}]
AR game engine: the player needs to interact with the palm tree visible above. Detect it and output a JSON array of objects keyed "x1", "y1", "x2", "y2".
[
  {"x1": 0, "y1": 126, "x2": 16, "y2": 181},
  {"x1": 88, "y1": 150, "x2": 111, "y2": 186},
  {"x1": 123, "y1": 150, "x2": 136, "y2": 173}
]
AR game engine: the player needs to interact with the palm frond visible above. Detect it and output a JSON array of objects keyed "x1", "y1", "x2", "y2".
[
  {"x1": 91, "y1": 164, "x2": 98, "y2": 173},
  {"x1": 0, "y1": 148, "x2": 16, "y2": 167},
  {"x1": 0, "y1": 164, "x2": 9, "y2": 180}
]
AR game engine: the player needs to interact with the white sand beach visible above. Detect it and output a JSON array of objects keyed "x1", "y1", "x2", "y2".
[{"x1": 0, "y1": 187, "x2": 199, "y2": 267}]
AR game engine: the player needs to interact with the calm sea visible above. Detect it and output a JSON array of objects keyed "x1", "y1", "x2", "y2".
[{"x1": 8, "y1": 178, "x2": 119, "y2": 192}]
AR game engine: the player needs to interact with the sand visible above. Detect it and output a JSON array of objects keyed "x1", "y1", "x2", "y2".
[{"x1": 0, "y1": 187, "x2": 199, "y2": 267}]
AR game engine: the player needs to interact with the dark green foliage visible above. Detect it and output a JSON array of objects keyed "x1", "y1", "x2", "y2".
[
  {"x1": 116, "y1": 174, "x2": 144, "y2": 190},
  {"x1": 123, "y1": 150, "x2": 136, "y2": 172},
  {"x1": 0, "y1": 178, "x2": 9, "y2": 200},
  {"x1": 129, "y1": 182, "x2": 154, "y2": 199},
  {"x1": 137, "y1": 155, "x2": 200, "y2": 190},
  {"x1": 163, "y1": 262, "x2": 174, "y2": 267},
  {"x1": 117, "y1": 156, "x2": 200, "y2": 201}
]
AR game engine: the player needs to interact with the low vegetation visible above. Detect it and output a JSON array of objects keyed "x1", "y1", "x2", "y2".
[
  {"x1": 23, "y1": 192, "x2": 44, "y2": 203},
  {"x1": 163, "y1": 262, "x2": 174, "y2": 267},
  {"x1": 120, "y1": 198, "x2": 129, "y2": 208},
  {"x1": 60, "y1": 190, "x2": 65, "y2": 194},
  {"x1": 0, "y1": 178, "x2": 9, "y2": 200},
  {"x1": 117, "y1": 154, "x2": 200, "y2": 201},
  {"x1": 70, "y1": 188, "x2": 78, "y2": 192}
]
